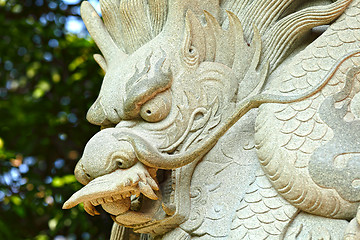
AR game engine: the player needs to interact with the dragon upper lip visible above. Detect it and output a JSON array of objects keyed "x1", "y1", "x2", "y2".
[
  {"x1": 88, "y1": 189, "x2": 140, "y2": 207},
  {"x1": 63, "y1": 162, "x2": 159, "y2": 212}
]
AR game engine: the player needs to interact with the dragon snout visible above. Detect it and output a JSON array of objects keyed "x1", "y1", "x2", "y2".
[
  {"x1": 74, "y1": 161, "x2": 91, "y2": 185},
  {"x1": 86, "y1": 97, "x2": 121, "y2": 126},
  {"x1": 86, "y1": 98, "x2": 112, "y2": 126}
]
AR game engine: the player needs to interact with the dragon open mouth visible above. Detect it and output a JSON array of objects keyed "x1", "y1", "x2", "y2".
[{"x1": 63, "y1": 162, "x2": 161, "y2": 222}]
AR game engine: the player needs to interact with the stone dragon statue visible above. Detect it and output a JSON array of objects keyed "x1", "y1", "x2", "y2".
[{"x1": 63, "y1": 0, "x2": 360, "y2": 239}]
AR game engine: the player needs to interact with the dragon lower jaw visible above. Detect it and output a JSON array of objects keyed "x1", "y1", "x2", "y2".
[
  {"x1": 63, "y1": 162, "x2": 160, "y2": 218},
  {"x1": 82, "y1": 191, "x2": 136, "y2": 216}
]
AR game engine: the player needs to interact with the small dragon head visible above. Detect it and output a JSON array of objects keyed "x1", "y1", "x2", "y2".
[
  {"x1": 74, "y1": 128, "x2": 139, "y2": 185},
  {"x1": 63, "y1": 128, "x2": 159, "y2": 223}
]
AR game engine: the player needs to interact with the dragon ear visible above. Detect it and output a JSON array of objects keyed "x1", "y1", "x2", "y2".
[{"x1": 182, "y1": 10, "x2": 206, "y2": 67}]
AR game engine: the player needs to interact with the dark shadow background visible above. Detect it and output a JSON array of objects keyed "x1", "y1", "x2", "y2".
[{"x1": 0, "y1": 0, "x2": 140, "y2": 239}]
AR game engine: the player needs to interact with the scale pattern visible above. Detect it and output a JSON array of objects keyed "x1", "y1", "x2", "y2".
[
  {"x1": 255, "y1": 0, "x2": 360, "y2": 219},
  {"x1": 229, "y1": 169, "x2": 298, "y2": 240},
  {"x1": 229, "y1": 1, "x2": 360, "y2": 238}
]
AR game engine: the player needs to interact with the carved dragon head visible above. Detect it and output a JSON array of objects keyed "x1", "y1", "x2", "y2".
[{"x1": 64, "y1": 0, "x2": 352, "y2": 234}]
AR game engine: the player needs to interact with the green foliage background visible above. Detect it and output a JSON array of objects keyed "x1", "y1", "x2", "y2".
[{"x1": 0, "y1": 0, "x2": 120, "y2": 239}]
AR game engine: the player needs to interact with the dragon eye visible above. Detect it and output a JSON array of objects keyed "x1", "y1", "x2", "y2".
[
  {"x1": 111, "y1": 146, "x2": 137, "y2": 170},
  {"x1": 116, "y1": 159, "x2": 129, "y2": 169},
  {"x1": 115, "y1": 157, "x2": 136, "y2": 169},
  {"x1": 140, "y1": 90, "x2": 172, "y2": 122}
]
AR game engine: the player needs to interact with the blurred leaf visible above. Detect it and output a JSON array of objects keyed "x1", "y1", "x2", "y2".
[
  {"x1": 35, "y1": 235, "x2": 49, "y2": 240},
  {"x1": 52, "y1": 175, "x2": 76, "y2": 188},
  {"x1": 10, "y1": 196, "x2": 21, "y2": 206}
]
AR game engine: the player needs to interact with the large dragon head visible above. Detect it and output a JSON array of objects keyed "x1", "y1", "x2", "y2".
[
  {"x1": 64, "y1": 0, "x2": 351, "y2": 234},
  {"x1": 82, "y1": 0, "x2": 223, "y2": 127},
  {"x1": 64, "y1": 1, "x2": 266, "y2": 232}
]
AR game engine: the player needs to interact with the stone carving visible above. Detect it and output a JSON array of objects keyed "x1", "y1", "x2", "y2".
[{"x1": 62, "y1": 0, "x2": 360, "y2": 239}]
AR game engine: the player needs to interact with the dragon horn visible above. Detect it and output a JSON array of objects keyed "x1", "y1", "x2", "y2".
[{"x1": 80, "y1": 1, "x2": 127, "y2": 62}]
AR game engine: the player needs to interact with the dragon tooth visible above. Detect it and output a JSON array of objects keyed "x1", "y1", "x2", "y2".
[
  {"x1": 130, "y1": 194, "x2": 139, "y2": 201},
  {"x1": 97, "y1": 198, "x2": 105, "y2": 204},
  {"x1": 83, "y1": 201, "x2": 100, "y2": 216},
  {"x1": 113, "y1": 194, "x2": 123, "y2": 200},
  {"x1": 91, "y1": 199, "x2": 99, "y2": 206}
]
